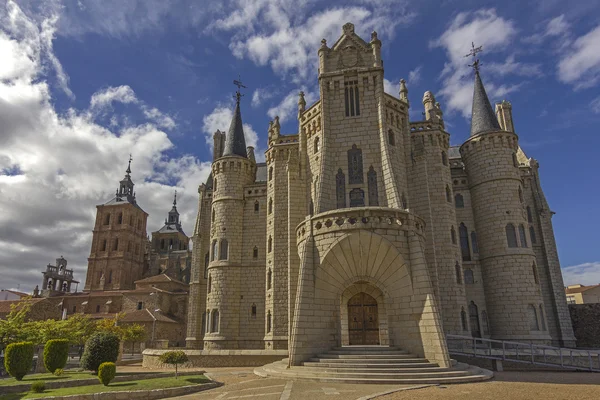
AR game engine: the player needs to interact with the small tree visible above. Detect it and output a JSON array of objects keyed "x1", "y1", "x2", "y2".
[
  {"x1": 121, "y1": 324, "x2": 147, "y2": 355},
  {"x1": 80, "y1": 332, "x2": 120, "y2": 373},
  {"x1": 4, "y1": 342, "x2": 34, "y2": 381},
  {"x1": 44, "y1": 339, "x2": 69, "y2": 373},
  {"x1": 97, "y1": 362, "x2": 116, "y2": 386},
  {"x1": 158, "y1": 351, "x2": 188, "y2": 378}
]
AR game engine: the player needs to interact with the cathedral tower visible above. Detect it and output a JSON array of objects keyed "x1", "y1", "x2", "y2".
[
  {"x1": 84, "y1": 159, "x2": 148, "y2": 291},
  {"x1": 460, "y1": 69, "x2": 548, "y2": 342}
]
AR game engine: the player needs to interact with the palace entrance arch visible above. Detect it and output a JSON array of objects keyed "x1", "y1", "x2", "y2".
[{"x1": 348, "y1": 292, "x2": 379, "y2": 345}]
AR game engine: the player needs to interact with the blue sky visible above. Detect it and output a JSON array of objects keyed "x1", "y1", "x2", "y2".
[{"x1": 0, "y1": 0, "x2": 599, "y2": 292}]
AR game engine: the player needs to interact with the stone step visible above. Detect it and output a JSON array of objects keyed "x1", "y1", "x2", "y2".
[
  {"x1": 301, "y1": 363, "x2": 463, "y2": 372},
  {"x1": 254, "y1": 361, "x2": 493, "y2": 384},
  {"x1": 331, "y1": 346, "x2": 405, "y2": 352},
  {"x1": 286, "y1": 368, "x2": 472, "y2": 379},
  {"x1": 310, "y1": 357, "x2": 429, "y2": 364},
  {"x1": 304, "y1": 361, "x2": 440, "y2": 369},
  {"x1": 316, "y1": 353, "x2": 418, "y2": 359},
  {"x1": 326, "y1": 350, "x2": 410, "y2": 356}
]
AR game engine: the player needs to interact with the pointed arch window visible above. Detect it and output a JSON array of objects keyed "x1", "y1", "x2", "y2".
[
  {"x1": 117, "y1": 212, "x2": 123, "y2": 224},
  {"x1": 518, "y1": 224, "x2": 528, "y2": 248},
  {"x1": 336, "y1": 169, "x2": 346, "y2": 208},
  {"x1": 401, "y1": 193, "x2": 408, "y2": 210},
  {"x1": 471, "y1": 231, "x2": 479, "y2": 254},
  {"x1": 205, "y1": 310, "x2": 210, "y2": 333},
  {"x1": 532, "y1": 263, "x2": 539, "y2": 284},
  {"x1": 518, "y1": 186, "x2": 524, "y2": 203},
  {"x1": 441, "y1": 151, "x2": 448, "y2": 166},
  {"x1": 104, "y1": 214, "x2": 111, "y2": 225},
  {"x1": 251, "y1": 304, "x2": 257, "y2": 317},
  {"x1": 214, "y1": 178, "x2": 217, "y2": 191},
  {"x1": 367, "y1": 166, "x2": 379, "y2": 206},
  {"x1": 344, "y1": 80, "x2": 360, "y2": 117},
  {"x1": 464, "y1": 268, "x2": 474, "y2": 284},
  {"x1": 461, "y1": 307, "x2": 468, "y2": 331},
  {"x1": 253, "y1": 246, "x2": 258, "y2": 259},
  {"x1": 268, "y1": 166, "x2": 273, "y2": 181},
  {"x1": 212, "y1": 209, "x2": 215, "y2": 222},
  {"x1": 101, "y1": 239, "x2": 107, "y2": 252},
  {"x1": 314, "y1": 136, "x2": 320, "y2": 153},
  {"x1": 219, "y1": 239, "x2": 229, "y2": 260},
  {"x1": 459, "y1": 223, "x2": 471, "y2": 261},
  {"x1": 268, "y1": 236, "x2": 272, "y2": 253},
  {"x1": 207, "y1": 274, "x2": 212, "y2": 293},
  {"x1": 211, "y1": 240, "x2": 218, "y2": 261},
  {"x1": 528, "y1": 304, "x2": 539, "y2": 330},
  {"x1": 347, "y1": 144, "x2": 363, "y2": 184},
  {"x1": 211, "y1": 309, "x2": 220, "y2": 333},
  {"x1": 526, "y1": 206, "x2": 533, "y2": 223},
  {"x1": 529, "y1": 226, "x2": 537, "y2": 244},
  {"x1": 446, "y1": 185, "x2": 452, "y2": 203},
  {"x1": 204, "y1": 253, "x2": 209, "y2": 278},
  {"x1": 267, "y1": 310, "x2": 272, "y2": 333},
  {"x1": 451, "y1": 226, "x2": 457, "y2": 245},
  {"x1": 506, "y1": 224, "x2": 518, "y2": 248},
  {"x1": 455, "y1": 262, "x2": 462, "y2": 284},
  {"x1": 388, "y1": 130, "x2": 395, "y2": 146},
  {"x1": 268, "y1": 198, "x2": 273, "y2": 215},
  {"x1": 254, "y1": 201, "x2": 259, "y2": 212},
  {"x1": 455, "y1": 193, "x2": 464, "y2": 208}
]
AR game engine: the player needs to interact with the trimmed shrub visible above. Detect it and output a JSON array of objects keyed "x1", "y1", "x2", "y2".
[
  {"x1": 159, "y1": 351, "x2": 188, "y2": 378},
  {"x1": 98, "y1": 362, "x2": 116, "y2": 386},
  {"x1": 53, "y1": 368, "x2": 64, "y2": 376},
  {"x1": 4, "y1": 342, "x2": 34, "y2": 381},
  {"x1": 80, "y1": 332, "x2": 120, "y2": 373},
  {"x1": 44, "y1": 339, "x2": 69, "y2": 373},
  {"x1": 31, "y1": 381, "x2": 46, "y2": 393}
]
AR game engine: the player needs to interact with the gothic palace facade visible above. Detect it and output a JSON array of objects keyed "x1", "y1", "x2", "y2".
[{"x1": 180, "y1": 23, "x2": 575, "y2": 366}]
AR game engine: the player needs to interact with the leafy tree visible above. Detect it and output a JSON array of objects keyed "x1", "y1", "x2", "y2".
[
  {"x1": 30, "y1": 381, "x2": 46, "y2": 393},
  {"x1": 80, "y1": 332, "x2": 120, "y2": 373},
  {"x1": 158, "y1": 351, "x2": 188, "y2": 378},
  {"x1": 4, "y1": 342, "x2": 34, "y2": 381},
  {"x1": 43, "y1": 339, "x2": 69, "y2": 373},
  {"x1": 97, "y1": 362, "x2": 116, "y2": 386},
  {"x1": 121, "y1": 323, "x2": 147, "y2": 354}
]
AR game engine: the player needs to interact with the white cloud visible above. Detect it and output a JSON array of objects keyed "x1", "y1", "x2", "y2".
[
  {"x1": 557, "y1": 25, "x2": 600, "y2": 89},
  {"x1": 0, "y1": 1, "x2": 208, "y2": 292},
  {"x1": 222, "y1": 1, "x2": 414, "y2": 81},
  {"x1": 591, "y1": 97, "x2": 600, "y2": 114},
  {"x1": 251, "y1": 87, "x2": 276, "y2": 108},
  {"x1": 267, "y1": 88, "x2": 317, "y2": 124},
  {"x1": 523, "y1": 14, "x2": 571, "y2": 46},
  {"x1": 430, "y1": 9, "x2": 524, "y2": 117},
  {"x1": 408, "y1": 66, "x2": 422, "y2": 84},
  {"x1": 485, "y1": 55, "x2": 543, "y2": 77},
  {"x1": 562, "y1": 262, "x2": 600, "y2": 286},
  {"x1": 383, "y1": 78, "x2": 399, "y2": 96},
  {"x1": 201, "y1": 104, "x2": 263, "y2": 160}
]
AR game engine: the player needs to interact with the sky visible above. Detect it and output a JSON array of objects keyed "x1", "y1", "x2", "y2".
[{"x1": 0, "y1": 0, "x2": 599, "y2": 293}]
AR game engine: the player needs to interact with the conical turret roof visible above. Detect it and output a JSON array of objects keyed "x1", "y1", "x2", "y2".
[
  {"x1": 470, "y1": 71, "x2": 501, "y2": 136},
  {"x1": 222, "y1": 97, "x2": 248, "y2": 158}
]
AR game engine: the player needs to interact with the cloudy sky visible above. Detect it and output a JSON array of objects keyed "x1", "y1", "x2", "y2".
[{"x1": 1, "y1": 0, "x2": 599, "y2": 293}]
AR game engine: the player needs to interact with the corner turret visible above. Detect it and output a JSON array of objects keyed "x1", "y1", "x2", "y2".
[{"x1": 495, "y1": 100, "x2": 514, "y2": 132}]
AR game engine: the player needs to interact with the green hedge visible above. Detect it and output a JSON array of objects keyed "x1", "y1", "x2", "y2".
[
  {"x1": 80, "y1": 332, "x2": 120, "y2": 373},
  {"x1": 98, "y1": 362, "x2": 116, "y2": 386},
  {"x1": 4, "y1": 342, "x2": 34, "y2": 381},
  {"x1": 44, "y1": 339, "x2": 69, "y2": 373},
  {"x1": 31, "y1": 381, "x2": 46, "y2": 393}
]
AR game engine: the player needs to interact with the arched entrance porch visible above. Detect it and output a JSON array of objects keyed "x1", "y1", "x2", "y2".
[{"x1": 340, "y1": 281, "x2": 389, "y2": 346}]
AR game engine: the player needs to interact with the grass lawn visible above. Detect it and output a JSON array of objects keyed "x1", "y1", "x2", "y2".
[
  {"x1": 0, "y1": 370, "x2": 150, "y2": 387},
  {"x1": 0, "y1": 374, "x2": 210, "y2": 399}
]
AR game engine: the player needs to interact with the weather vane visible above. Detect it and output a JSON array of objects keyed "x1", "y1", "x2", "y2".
[
  {"x1": 233, "y1": 74, "x2": 247, "y2": 102},
  {"x1": 465, "y1": 42, "x2": 483, "y2": 72}
]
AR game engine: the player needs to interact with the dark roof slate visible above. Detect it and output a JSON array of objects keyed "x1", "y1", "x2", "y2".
[
  {"x1": 222, "y1": 100, "x2": 248, "y2": 158},
  {"x1": 470, "y1": 71, "x2": 501, "y2": 136}
]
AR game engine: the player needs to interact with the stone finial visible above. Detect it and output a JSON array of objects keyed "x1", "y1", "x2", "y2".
[
  {"x1": 320, "y1": 38, "x2": 327, "y2": 48},
  {"x1": 399, "y1": 79, "x2": 409, "y2": 102},
  {"x1": 343, "y1": 22, "x2": 354, "y2": 35},
  {"x1": 273, "y1": 115, "x2": 280, "y2": 135},
  {"x1": 298, "y1": 91, "x2": 306, "y2": 114},
  {"x1": 371, "y1": 31, "x2": 379, "y2": 42}
]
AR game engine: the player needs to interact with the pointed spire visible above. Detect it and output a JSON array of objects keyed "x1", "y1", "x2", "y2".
[
  {"x1": 470, "y1": 71, "x2": 501, "y2": 136},
  {"x1": 222, "y1": 90, "x2": 248, "y2": 158},
  {"x1": 173, "y1": 190, "x2": 177, "y2": 207}
]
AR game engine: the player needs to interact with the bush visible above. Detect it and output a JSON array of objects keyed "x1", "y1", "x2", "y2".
[
  {"x1": 80, "y1": 332, "x2": 120, "y2": 373},
  {"x1": 97, "y1": 362, "x2": 116, "y2": 386},
  {"x1": 53, "y1": 368, "x2": 64, "y2": 376},
  {"x1": 4, "y1": 342, "x2": 34, "y2": 381},
  {"x1": 30, "y1": 381, "x2": 46, "y2": 393},
  {"x1": 158, "y1": 351, "x2": 188, "y2": 378},
  {"x1": 44, "y1": 339, "x2": 69, "y2": 373}
]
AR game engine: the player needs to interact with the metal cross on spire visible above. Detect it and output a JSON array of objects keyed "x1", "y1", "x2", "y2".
[
  {"x1": 233, "y1": 75, "x2": 247, "y2": 103},
  {"x1": 126, "y1": 153, "x2": 133, "y2": 174},
  {"x1": 465, "y1": 42, "x2": 483, "y2": 72}
]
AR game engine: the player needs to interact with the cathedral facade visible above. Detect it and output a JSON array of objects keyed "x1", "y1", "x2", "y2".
[{"x1": 185, "y1": 23, "x2": 575, "y2": 366}]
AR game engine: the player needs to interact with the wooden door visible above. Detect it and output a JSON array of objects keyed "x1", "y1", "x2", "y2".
[{"x1": 348, "y1": 292, "x2": 379, "y2": 345}]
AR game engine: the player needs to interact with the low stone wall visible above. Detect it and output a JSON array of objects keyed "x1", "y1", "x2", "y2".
[
  {"x1": 142, "y1": 349, "x2": 288, "y2": 368},
  {"x1": 569, "y1": 303, "x2": 600, "y2": 348},
  {"x1": 0, "y1": 371, "x2": 203, "y2": 395},
  {"x1": 35, "y1": 381, "x2": 220, "y2": 400}
]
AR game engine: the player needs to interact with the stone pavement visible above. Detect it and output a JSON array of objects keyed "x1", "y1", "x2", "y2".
[{"x1": 174, "y1": 367, "x2": 423, "y2": 400}]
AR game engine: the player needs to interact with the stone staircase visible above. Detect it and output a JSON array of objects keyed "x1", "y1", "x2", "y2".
[{"x1": 254, "y1": 346, "x2": 493, "y2": 384}]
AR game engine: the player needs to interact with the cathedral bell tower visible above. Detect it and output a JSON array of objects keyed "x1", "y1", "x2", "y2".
[{"x1": 84, "y1": 158, "x2": 148, "y2": 291}]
